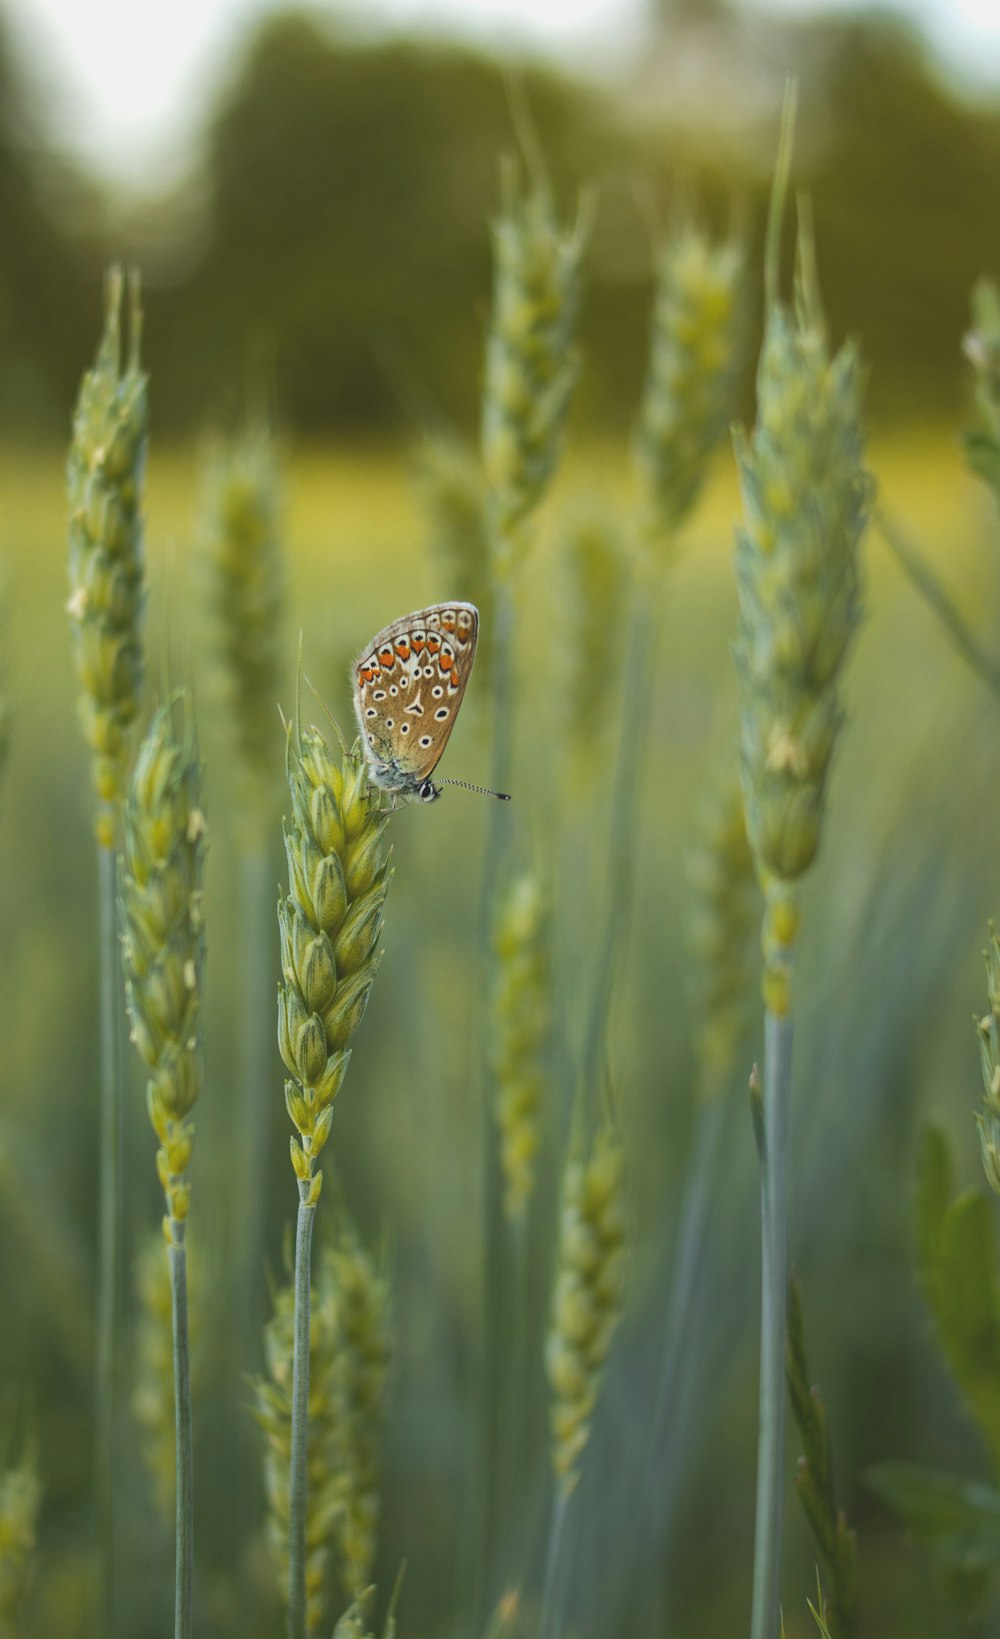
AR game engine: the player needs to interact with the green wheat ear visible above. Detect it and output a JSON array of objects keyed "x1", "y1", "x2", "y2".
[
  {"x1": 481, "y1": 159, "x2": 588, "y2": 571},
  {"x1": 0, "y1": 1438, "x2": 41, "y2": 1633},
  {"x1": 252, "y1": 1221, "x2": 392, "y2": 1631},
  {"x1": 279, "y1": 730, "x2": 392, "y2": 1201},
  {"x1": 67, "y1": 266, "x2": 147, "y2": 848},
  {"x1": 546, "y1": 1112, "x2": 628, "y2": 1498},
  {"x1": 634, "y1": 219, "x2": 746, "y2": 556},
  {"x1": 687, "y1": 749, "x2": 760, "y2": 1100},
  {"x1": 121, "y1": 696, "x2": 207, "y2": 1236},
  {"x1": 733, "y1": 208, "x2": 871, "y2": 1010},
  {"x1": 560, "y1": 503, "x2": 626, "y2": 768},
  {"x1": 326, "y1": 1227, "x2": 392, "y2": 1599},
  {"x1": 490, "y1": 869, "x2": 550, "y2": 1224},
  {"x1": 199, "y1": 419, "x2": 286, "y2": 813}
]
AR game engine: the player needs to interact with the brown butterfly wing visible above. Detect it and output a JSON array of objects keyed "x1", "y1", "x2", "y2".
[{"x1": 353, "y1": 603, "x2": 479, "y2": 782}]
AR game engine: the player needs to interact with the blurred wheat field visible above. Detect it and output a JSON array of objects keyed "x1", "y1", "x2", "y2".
[{"x1": 3, "y1": 419, "x2": 1000, "y2": 1637}]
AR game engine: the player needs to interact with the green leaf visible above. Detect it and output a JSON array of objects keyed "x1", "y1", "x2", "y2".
[
  {"x1": 868, "y1": 1462, "x2": 998, "y2": 1620},
  {"x1": 866, "y1": 1461, "x2": 1000, "y2": 1543},
  {"x1": 938, "y1": 1191, "x2": 1000, "y2": 1467},
  {"x1": 915, "y1": 1129, "x2": 1000, "y2": 1467},
  {"x1": 915, "y1": 1123, "x2": 953, "y2": 1321}
]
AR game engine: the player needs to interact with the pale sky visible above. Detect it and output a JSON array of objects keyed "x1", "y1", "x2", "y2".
[{"x1": 6, "y1": 0, "x2": 1000, "y2": 186}]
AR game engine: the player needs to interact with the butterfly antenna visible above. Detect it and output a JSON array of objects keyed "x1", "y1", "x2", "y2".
[{"x1": 439, "y1": 778, "x2": 512, "y2": 802}]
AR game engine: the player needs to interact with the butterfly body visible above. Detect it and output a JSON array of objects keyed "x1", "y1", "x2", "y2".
[{"x1": 353, "y1": 602, "x2": 479, "y2": 802}]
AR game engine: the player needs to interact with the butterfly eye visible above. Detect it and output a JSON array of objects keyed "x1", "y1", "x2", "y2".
[{"x1": 418, "y1": 780, "x2": 439, "y2": 803}]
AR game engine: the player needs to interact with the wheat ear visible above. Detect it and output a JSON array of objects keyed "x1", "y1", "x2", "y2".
[
  {"x1": 278, "y1": 725, "x2": 392, "y2": 1639},
  {"x1": 121, "y1": 696, "x2": 207, "y2": 1639},
  {"x1": 67, "y1": 266, "x2": 147, "y2": 1632}
]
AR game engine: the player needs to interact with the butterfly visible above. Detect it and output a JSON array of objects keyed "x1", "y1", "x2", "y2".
[{"x1": 353, "y1": 601, "x2": 510, "y2": 804}]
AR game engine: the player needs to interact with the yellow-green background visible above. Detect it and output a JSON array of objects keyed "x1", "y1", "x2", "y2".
[{"x1": 5, "y1": 1, "x2": 1000, "y2": 1633}]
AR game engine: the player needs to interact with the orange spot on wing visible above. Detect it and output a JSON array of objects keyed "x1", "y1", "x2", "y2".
[
  {"x1": 395, "y1": 640, "x2": 410, "y2": 658},
  {"x1": 412, "y1": 636, "x2": 425, "y2": 651},
  {"x1": 379, "y1": 650, "x2": 395, "y2": 668},
  {"x1": 442, "y1": 614, "x2": 455, "y2": 632},
  {"x1": 427, "y1": 635, "x2": 441, "y2": 652},
  {"x1": 439, "y1": 653, "x2": 454, "y2": 670}
]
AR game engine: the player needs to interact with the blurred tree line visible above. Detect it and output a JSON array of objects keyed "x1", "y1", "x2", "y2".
[{"x1": 2, "y1": 0, "x2": 1000, "y2": 438}]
